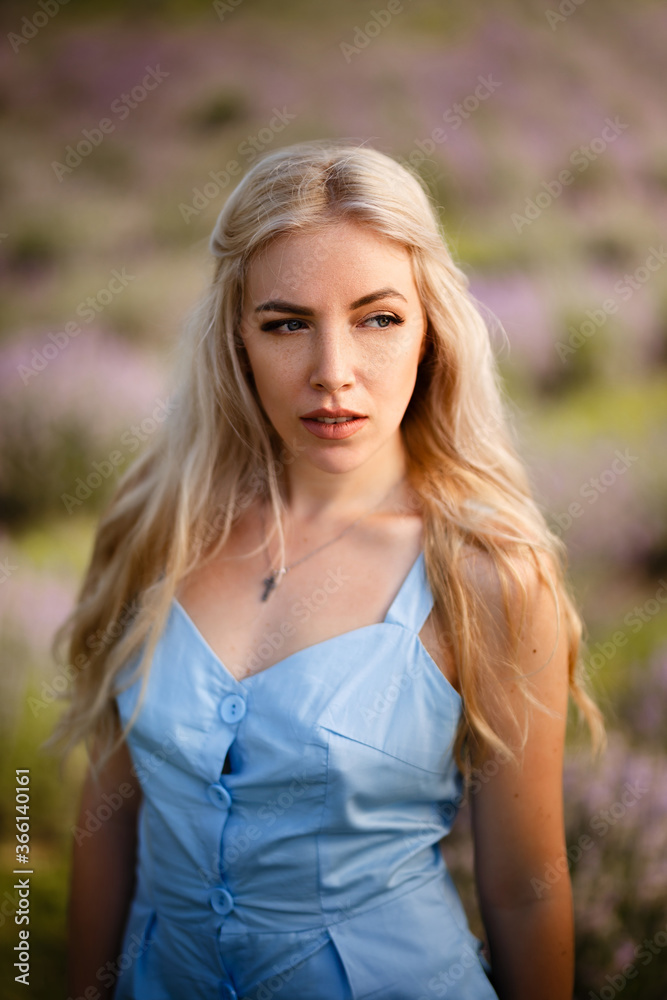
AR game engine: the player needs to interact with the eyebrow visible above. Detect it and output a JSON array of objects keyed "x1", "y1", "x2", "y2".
[{"x1": 253, "y1": 287, "x2": 408, "y2": 315}]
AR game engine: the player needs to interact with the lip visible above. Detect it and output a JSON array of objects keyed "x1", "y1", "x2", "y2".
[
  {"x1": 300, "y1": 408, "x2": 366, "y2": 418},
  {"x1": 300, "y1": 414, "x2": 368, "y2": 440}
]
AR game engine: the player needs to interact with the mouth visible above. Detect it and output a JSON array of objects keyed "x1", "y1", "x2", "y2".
[
  {"x1": 300, "y1": 408, "x2": 366, "y2": 421},
  {"x1": 299, "y1": 413, "x2": 368, "y2": 439},
  {"x1": 307, "y1": 415, "x2": 358, "y2": 424}
]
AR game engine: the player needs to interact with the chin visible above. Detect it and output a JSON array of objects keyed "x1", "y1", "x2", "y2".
[{"x1": 302, "y1": 447, "x2": 369, "y2": 474}]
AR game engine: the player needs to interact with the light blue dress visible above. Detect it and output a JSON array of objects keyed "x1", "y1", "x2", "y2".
[{"x1": 113, "y1": 550, "x2": 499, "y2": 999}]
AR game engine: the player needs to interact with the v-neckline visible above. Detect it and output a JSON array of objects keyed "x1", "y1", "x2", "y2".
[{"x1": 171, "y1": 549, "x2": 425, "y2": 687}]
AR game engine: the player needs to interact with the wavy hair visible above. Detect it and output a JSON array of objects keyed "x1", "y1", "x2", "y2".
[{"x1": 47, "y1": 138, "x2": 606, "y2": 779}]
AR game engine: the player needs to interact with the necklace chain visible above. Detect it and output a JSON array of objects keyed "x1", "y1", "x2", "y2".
[{"x1": 259, "y1": 477, "x2": 405, "y2": 602}]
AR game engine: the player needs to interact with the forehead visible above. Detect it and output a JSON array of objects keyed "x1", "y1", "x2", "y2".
[{"x1": 243, "y1": 219, "x2": 416, "y2": 301}]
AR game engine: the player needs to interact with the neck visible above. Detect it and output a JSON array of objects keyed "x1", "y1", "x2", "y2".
[{"x1": 279, "y1": 437, "x2": 409, "y2": 524}]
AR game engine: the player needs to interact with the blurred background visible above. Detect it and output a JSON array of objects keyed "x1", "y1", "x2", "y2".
[{"x1": 1, "y1": 0, "x2": 666, "y2": 996}]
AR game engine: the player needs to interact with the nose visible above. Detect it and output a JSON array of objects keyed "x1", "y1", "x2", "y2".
[{"x1": 308, "y1": 326, "x2": 355, "y2": 392}]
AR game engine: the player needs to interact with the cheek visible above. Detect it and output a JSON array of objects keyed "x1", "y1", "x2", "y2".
[
  {"x1": 381, "y1": 345, "x2": 423, "y2": 414},
  {"x1": 364, "y1": 334, "x2": 422, "y2": 387},
  {"x1": 256, "y1": 349, "x2": 302, "y2": 386},
  {"x1": 241, "y1": 334, "x2": 284, "y2": 387},
  {"x1": 249, "y1": 351, "x2": 301, "y2": 411}
]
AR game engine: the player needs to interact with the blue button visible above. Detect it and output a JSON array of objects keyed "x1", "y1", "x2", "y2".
[
  {"x1": 210, "y1": 887, "x2": 235, "y2": 915},
  {"x1": 207, "y1": 782, "x2": 232, "y2": 809},
  {"x1": 220, "y1": 694, "x2": 246, "y2": 723}
]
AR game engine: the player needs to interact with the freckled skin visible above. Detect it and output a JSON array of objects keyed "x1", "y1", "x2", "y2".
[{"x1": 239, "y1": 219, "x2": 428, "y2": 488}]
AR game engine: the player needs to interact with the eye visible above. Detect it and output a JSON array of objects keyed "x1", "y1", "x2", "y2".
[
  {"x1": 258, "y1": 312, "x2": 405, "y2": 334},
  {"x1": 363, "y1": 313, "x2": 404, "y2": 329},
  {"x1": 259, "y1": 318, "x2": 307, "y2": 333}
]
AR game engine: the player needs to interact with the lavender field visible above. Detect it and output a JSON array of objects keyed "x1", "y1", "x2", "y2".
[{"x1": 0, "y1": 0, "x2": 666, "y2": 996}]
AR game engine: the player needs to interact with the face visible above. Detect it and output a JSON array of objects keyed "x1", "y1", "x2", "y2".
[{"x1": 239, "y1": 218, "x2": 428, "y2": 477}]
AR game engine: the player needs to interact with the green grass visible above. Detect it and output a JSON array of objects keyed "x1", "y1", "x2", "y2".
[{"x1": 527, "y1": 372, "x2": 667, "y2": 442}]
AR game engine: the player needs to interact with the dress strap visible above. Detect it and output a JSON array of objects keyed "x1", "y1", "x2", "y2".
[{"x1": 384, "y1": 551, "x2": 434, "y2": 634}]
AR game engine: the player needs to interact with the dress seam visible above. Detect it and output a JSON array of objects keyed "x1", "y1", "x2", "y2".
[
  {"x1": 323, "y1": 867, "x2": 448, "y2": 931},
  {"x1": 316, "y1": 721, "x2": 457, "y2": 775}
]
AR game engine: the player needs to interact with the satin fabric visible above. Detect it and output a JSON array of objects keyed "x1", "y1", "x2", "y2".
[{"x1": 113, "y1": 551, "x2": 498, "y2": 999}]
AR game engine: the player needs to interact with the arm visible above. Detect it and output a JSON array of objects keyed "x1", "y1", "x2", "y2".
[
  {"x1": 469, "y1": 555, "x2": 574, "y2": 1000},
  {"x1": 67, "y1": 724, "x2": 143, "y2": 1000}
]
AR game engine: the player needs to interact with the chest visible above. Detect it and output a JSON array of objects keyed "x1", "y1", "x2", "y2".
[{"x1": 174, "y1": 535, "x2": 459, "y2": 692}]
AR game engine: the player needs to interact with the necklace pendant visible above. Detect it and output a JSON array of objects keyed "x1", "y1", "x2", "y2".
[
  {"x1": 261, "y1": 573, "x2": 277, "y2": 602},
  {"x1": 261, "y1": 567, "x2": 286, "y2": 602}
]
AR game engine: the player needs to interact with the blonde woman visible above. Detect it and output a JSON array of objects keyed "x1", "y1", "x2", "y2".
[{"x1": 53, "y1": 140, "x2": 605, "y2": 1000}]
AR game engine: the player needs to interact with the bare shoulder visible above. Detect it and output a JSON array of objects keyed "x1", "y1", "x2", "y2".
[
  {"x1": 459, "y1": 539, "x2": 558, "y2": 600},
  {"x1": 459, "y1": 542, "x2": 562, "y2": 647},
  {"x1": 419, "y1": 543, "x2": 562, "y2": 697}
]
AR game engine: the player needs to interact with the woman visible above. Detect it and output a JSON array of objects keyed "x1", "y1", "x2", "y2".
[{"x1": 53, "y1": 140, "x2": 605, "y2": 1000}]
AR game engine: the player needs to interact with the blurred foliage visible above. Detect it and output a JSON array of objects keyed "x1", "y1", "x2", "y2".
[
  {"x1": 0, "y1": 414, "x2": 98, "y2": 526},
  {"x1": 186, "y1": 89, "x2": 250, "y2": 132}
]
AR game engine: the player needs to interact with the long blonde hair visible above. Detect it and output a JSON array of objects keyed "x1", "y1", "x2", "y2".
[{"x1": 48, "y1": 139, "x2": 605, "y2": 779}]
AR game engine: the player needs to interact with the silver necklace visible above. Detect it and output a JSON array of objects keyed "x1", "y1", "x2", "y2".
[{"x1": 259, "y1": 478, "x2": 405, "y2": 602}]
